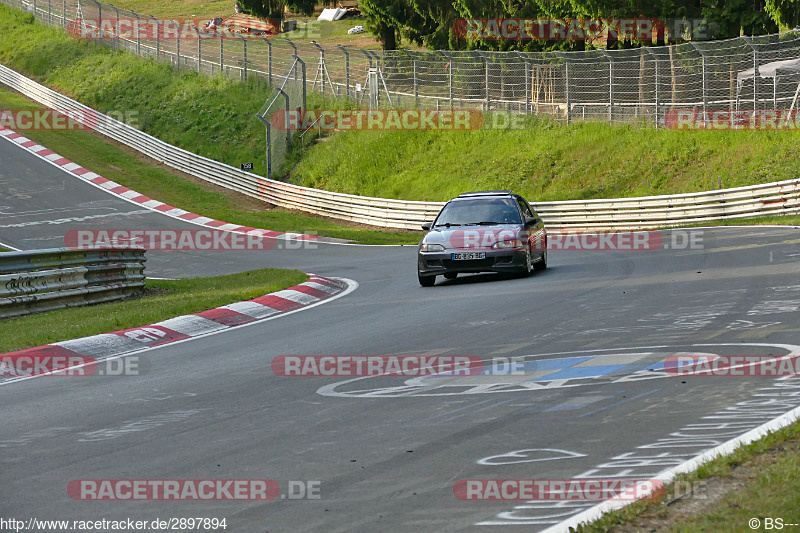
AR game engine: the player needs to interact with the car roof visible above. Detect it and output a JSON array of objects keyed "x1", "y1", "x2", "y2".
[{"x1": 456, "y1": 190, "x2": 513, "y2": 198}]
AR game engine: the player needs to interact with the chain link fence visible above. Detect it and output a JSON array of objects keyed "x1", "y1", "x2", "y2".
[{"x1": 7, "y1": 0, "x2": 800, "y2": 170}]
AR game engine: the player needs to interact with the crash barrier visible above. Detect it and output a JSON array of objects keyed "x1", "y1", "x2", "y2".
[
  {"x1": 0, "y1": 247, "x2": 146, "y2": 318},
  {"x1": 2, "y1": 63, "x2": 799, "y2": 230}
]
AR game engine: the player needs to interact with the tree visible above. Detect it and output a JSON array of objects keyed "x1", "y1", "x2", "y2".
[{"x1": 765, "y1": 0, "x2": 800, "y2": 30}]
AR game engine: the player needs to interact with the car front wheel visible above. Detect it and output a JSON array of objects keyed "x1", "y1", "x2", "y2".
[{"x1": 418, "y1": 274, "x2": 436, "y2": 287}]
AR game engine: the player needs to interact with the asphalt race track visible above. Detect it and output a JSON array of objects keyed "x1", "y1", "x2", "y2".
[{"x1": 2, "y1": 134, "x2": 800, "y2": 532}]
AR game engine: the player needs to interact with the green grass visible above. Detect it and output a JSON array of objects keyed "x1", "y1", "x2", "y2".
[
  {"x1": 579, "y1": 421, "x2": 800, "y2": 532},
  {"x1": 0, "y1": 268, "x2": 308, "y2": 353},
  {"x1": 0, "y1": 87, "x2": 417, "y2": 245},
  {"x1": 292, "y1": 115, "x2": 800, "y2": 202}
]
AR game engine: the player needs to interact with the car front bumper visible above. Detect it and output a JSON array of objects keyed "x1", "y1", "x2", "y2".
[{"x1": 418, "y1": 248, "x2": 528, "y2": 276}]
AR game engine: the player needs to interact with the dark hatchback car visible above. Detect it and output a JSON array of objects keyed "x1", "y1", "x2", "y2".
[{"x1": 417, "y1": 191, "x2": 547, "y2": 286}]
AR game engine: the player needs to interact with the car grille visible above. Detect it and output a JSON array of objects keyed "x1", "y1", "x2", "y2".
[{"x1": 442, "y1": 258, "x2": 496, "y2": 269}]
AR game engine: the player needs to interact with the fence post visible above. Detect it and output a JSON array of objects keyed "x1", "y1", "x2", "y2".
[
  {"x1": 600, "y1": 50, "x2": 614, "y2": 122},
  {"x1": 337, "y1": 45, "x2": 350, "y2": 98},
  {"x1": 150, "y1": 15, "x2": 159, "y2": 58},
  {"x1": 220, "y1": 33, "x2": 224, "y2": 74},
  {"x1": 242, "y1": 36, "x2": 247, "y2": 82},
  {"x1": 256, "y1": 115, "x2": 272, "y2": 179},
  {"x1": 311, "y1": 42, "x2": 325, "y2": 95},
  {"x1": 131, "y1": 9, "x2": 141, "y2": 56},
  {"x1": 440, "y1": 51, "x2": 453, "y2": 110},
  {"x1": 172, "y1": 20, "x2": 180, "y2": 67},
  {"x1": 476, "y1": 50, "x2": 490, "y2": 111},
  {"x1": 646, "y1": 48, "x2": 659, "y2": 126},
  {"x1": 690, "y1": 42, "x2": 707, "y2": 116},
  {"x1": 404, "y1": 50, "x2": 418, "y2": 107},
  {"x1": 108, "y1": 3, "x2": 119, "y2": 50},
  {"x1": 196, "y1": 23, "x2": 202, "y2": 73},
  {"x1": 556, "y1": 52, "x2": 571, "y2": 124},
  {"x1": 62, "y1": 0, "x2": 66, "y2": 28},
  {"x1": 266, "y1": 39, "x2": 272, "y2": 85},
  {"x1": 515, "y1": 52, "x2": 530, "y2": 114}
]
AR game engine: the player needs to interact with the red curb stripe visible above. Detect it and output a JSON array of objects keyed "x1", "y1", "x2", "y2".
[
  {"x1": 194, "y1": 308, "x2": 255, "y2": 327},
  {"x1": 89, "y1": 176, "x2": 109, "y2": 184},
  {"x1": 37, "y1": 149, "x2": 55, "y2": 157},
  {"x1": 109, "y1": 185, "x2": 130, "y2": 194},
  {"x1": 309, "y1": 277, "x2": 341, "y2": 288},
  {"x1": 20, "y1": 140, "x2": 38, "y2": 147},
  {"x1": 2, "y1": 344, "x2": 81, "y2": 358},
  {"x1": 205, "y1": 220, "x2": 227, "y2": 228},
  {"x1": 250, "y1": 294, "x2": 302, "y2": 311},
  {"x1": 110, "y1": 325, "x2": 189, "y2": 347},
  {"x1": 72, "y1": 167, "x2": 92, "y2": 176},
  {"x1": 131, "y1": 195, "x2": 153, "y2": 203},
  {"x1": 178, "y1": 213, "x2": 202, "y2": 221},
  {"x1": 154, "y1": 204, "x2": 175, "y2": 212},
  {"x1": 289, "y1": 285, "x2": 330, "y2": 299}
]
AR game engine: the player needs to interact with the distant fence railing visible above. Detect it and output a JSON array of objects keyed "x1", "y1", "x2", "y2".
[
  {"x1": 3, "y1": 62, "x2": 800, "y2": 231},
  {"x1": 7, "y1": 0, "x2": 800, "y2": 126},
  {"x1": 0, "y1": 248, "x2": 146, "y2": 318}
]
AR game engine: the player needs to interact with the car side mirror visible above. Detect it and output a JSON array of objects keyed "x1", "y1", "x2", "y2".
[
  {"x1": 422, "y1": 222, "x2": 432, "y2": 231},
  {"x1": 525, "y1": 216, "x2": 539, "y2": 226}
]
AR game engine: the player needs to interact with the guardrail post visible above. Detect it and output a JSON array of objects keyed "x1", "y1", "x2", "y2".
[
  {"x1": 337, "y1": 45, "x2": 350, "y2": 98},
  {"x1": 219, "y1": 33, "x2": 224, "y2": 74}
]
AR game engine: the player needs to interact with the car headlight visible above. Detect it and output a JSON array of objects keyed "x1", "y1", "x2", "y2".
[
  {"x1": 420, "y1": 243, "x2": 445, "y2": 252},
  {"x1": 491, "y1": 239, "x2": 523, "y2": 249}
]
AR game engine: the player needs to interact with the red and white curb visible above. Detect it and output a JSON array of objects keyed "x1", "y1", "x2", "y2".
[
  {"x1": 0, "y1": 275, "x2": 353, "y2": 383},
  {"x1": 0, "y1": 126, "x2": 322, "y2": 243}
]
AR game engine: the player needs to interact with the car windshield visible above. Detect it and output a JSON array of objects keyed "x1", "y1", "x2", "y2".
[{"x1": 434, "y1": 198, "x2": 522, "y2": 227}]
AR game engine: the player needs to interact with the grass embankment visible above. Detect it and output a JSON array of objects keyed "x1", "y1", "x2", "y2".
[
  {"x1": 581, "y1": 421, "x2": 800, "y2": 532},
  {"x1": 293, "y1": 118, "x2": 800, "y2": 202},
  {"x1": 0, "y1": 9, "x2": 416, "y2": 244},
  {"x1": 0, "y1": 268, "x2": 308, "y2": 353}
]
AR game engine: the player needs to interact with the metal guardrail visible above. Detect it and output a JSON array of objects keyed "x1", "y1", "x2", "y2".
[
  {"x1": 2, "y1": 62, "x2": 800, "y2": 230},
  {"x1": 0, "y1": 248, "x2": 146, "y2": 318}
]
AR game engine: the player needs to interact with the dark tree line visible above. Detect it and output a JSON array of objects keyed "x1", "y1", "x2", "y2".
[{"x1": 359, "y1": 0, "x2": 787, "y2": 50}]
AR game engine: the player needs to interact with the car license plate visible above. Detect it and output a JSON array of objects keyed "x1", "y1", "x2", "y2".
[{"x1": 452, "y1": 252, "x2": 486, "y2": 260}]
